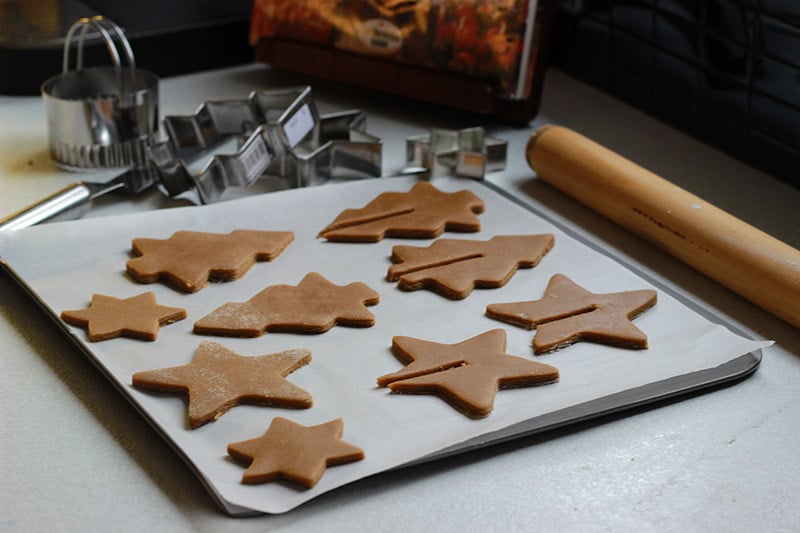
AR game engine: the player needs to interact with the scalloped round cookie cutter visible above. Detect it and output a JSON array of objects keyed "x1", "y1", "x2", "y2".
[{"x1": 41, "y1": 16, "x2": 160, "y2": 170}]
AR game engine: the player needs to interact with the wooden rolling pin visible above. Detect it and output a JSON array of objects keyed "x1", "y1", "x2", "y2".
[{"x1": 526, "y1": 125, "x2": 800, "y2": 329}]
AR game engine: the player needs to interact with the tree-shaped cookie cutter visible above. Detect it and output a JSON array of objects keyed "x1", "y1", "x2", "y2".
[
  {"x1": 41, "y1": 16, "x2": 160, "y2": 170},
  {"x1": 149, "y1": 86, "x2": 382, "y2": 204}
]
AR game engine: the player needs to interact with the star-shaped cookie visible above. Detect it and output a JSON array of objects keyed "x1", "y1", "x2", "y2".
[
  {"x1": 318, "y1": 181, "x2": 484, "y2": 242},
  {"x1": 194, "y1": 272, "x2": 380, "y2": 337},
  {"x1": 61, "y1": 292, "x2": 186, "y2": 342},
  {"x1": 486, "y1": 274, "x2": 657, "y2": 354},
  {"x1": 227, "y1": 417, "x2": 364, "y2": 489},
  {"x1": 126, "y1": 229, "x2": 294, "y2": 292},
  {"x1": 388, "y1": 234, "x2": 554, "y2": 299},
  {"x1": 377, "y1": 329, "x2": 559, "y2": 418},
  {"x1": 132, "y1": 341, "x2": 312, "y2": 428}
]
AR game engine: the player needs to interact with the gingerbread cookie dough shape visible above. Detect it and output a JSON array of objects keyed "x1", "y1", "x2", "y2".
[
  {"x1": 486, "y1": 273, "x2": 657, "y2": 354},
  {"x1": 61, "y1": 292, "x2": 186, "y2": 342},
  {"x1": 318, "y1": 181, "x2": 484, "y2": 242},
  {"x1": 388, "y1": 234, "x2": 555, "y2": 299},
  {"x1": 377, "y1": 329, "x2": 559, "y2": 418},
  {"x1": 126, "y1": 229, "x2": 294, "y2": 292},
  {"x1": 132, "y1": 341, "x2": 312, "y2": 428},
  {"x1": 228, "y1": 417, "x2": 364, "y2": 489},
  {"x1": 194, "y1": 272, "x2": 380, "y2": 337}
]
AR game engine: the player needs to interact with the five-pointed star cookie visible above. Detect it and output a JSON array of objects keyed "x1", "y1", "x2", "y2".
[
  {"x1": 193, "y1": 272, "x2": 380, "y2": 337},
  {"x1": 126, "y1": 229, "x2": 294, "y2": 292},
  {"x1": 486, "y1": 273, "x2": 657, "y2": 354},
  {"x1": 227, "y1": 417, "x2": 365, "y2": 489},
  {"x1": 377, "y1": 329, "x2": 559, "y2": 418},
  {"x1": 132, "y1": 341, "x2": 312, "y2": 428},
  {"x1": 318, "y1": 181, "x2": 484, "y2": 242},
  {"x1": 61, "y1": 292, "x2": 186, "y2": 342},
  {"x1": 388, "y1": 234, "x2": 554, "y2": 299}
]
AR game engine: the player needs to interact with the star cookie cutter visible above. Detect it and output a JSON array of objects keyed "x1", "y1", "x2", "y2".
[
  {"x1": 405, "y1": 127, "x2": 507, "y2": 179},
  {"x1": 150, "y1": 87, "x2": 383, "y2": 204}
]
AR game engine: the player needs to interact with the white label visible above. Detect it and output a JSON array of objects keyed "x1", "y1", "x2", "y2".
[
  {"x1": 238, "y1": 135, "x2": 270, "y2": 183},
  {"x1": 284, "y1": 103, "x2": 315, "y2": 148},
  {"x1": 357, "y1": 19, "x2": 403, "y2": 55}
]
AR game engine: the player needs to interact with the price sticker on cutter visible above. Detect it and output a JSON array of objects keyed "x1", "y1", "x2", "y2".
[
  {"x1": 238, "y1": 134, "x2": 271, "y2": 184},
  {"x1": 284, "y1": 103, "x2": 315, "y2": 148}
]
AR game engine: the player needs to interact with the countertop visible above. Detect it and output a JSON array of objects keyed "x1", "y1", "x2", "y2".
[{"x1": 1, "y1": 63, "x2": 798, "y2": 532}]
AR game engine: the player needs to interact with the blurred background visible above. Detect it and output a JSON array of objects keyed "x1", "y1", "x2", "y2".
[
  {"x1": 551, "y1": 0, "x2": 799, "y2": 186},
  {"x1": 1, "y1": 0, "x2": 797, "y2": 185}
]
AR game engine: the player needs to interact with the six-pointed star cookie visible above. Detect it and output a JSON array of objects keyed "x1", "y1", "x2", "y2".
[
  {"x1": 486, "y1": 273, "x2": 657, "y2": 354},
  {"x1": 318, "y1": 181, "x2": 484, "y2": 242},
  {"x1": 194, "y1": 272, "x2": 380, "y2": 337},
  {"x1": 132, "y1": 341, "x2": 312, "y2": 428},
  {"x1": 228, "y1": 417, "x2": 364, "y2": 489},
  {"x1": 126, "y1": 229, "x2": 294, "y2": 292},
  {"x1": 377, "y1": 329, "x2": 559, "y2": 418},
  {"x1": 61, "y1": 292, "x2": 186, "y2": 342}
]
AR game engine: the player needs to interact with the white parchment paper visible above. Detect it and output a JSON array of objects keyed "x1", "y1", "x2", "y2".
[{"x1": 0, "y1": 176, "x2": 770, "y2": 514}]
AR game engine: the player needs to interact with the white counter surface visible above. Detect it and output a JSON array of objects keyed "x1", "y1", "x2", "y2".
[{"x1": 1, "y1": 64, "x2": 798, "y2": 532}]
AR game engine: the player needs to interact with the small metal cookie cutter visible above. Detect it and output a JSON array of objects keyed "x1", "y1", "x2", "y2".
[
  {"x1": 406, "y1": 127, "x2": 507, "y2": 179},
  {"x1": 41, "y1": 16, "x2": 160, "y2": 170}
]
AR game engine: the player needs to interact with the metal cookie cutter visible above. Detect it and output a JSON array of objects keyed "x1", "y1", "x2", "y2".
[
  {"x1": 281, "y1": 109, "x2": 382, "y2": 188},
  {"x1": 149, "y1": 87, "x2": 317, "y2": 204},
  {"x1": 41, "y1": 16, "x2": 160, "y2": 169},
  {"x1": 0, "y1": 16, "x2": 161, "y2": 231},
  {"x1": 150, "y1": 87, "x2": 382, "y2": 203},
  {"x1": 406, "y1": 127, "x2": 507, "y2": 179}
]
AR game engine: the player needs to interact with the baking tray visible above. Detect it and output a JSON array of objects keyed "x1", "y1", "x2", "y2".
[{"x1": 0, "y1": 176, "x2": 769, "y2": 515}]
